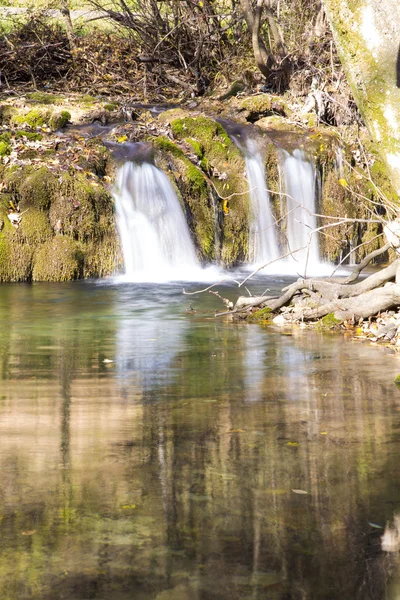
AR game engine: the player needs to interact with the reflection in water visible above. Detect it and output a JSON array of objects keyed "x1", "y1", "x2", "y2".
[{"x1": 0, "y1": 281, "x2": 400, "y2": 599}]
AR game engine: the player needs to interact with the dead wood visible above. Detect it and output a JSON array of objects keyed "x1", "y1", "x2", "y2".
[{"x1": 230, "y1": 260, "x2": 400, "y2": 323}]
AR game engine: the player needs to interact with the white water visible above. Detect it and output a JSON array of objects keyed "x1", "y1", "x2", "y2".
[
  {"x1": 113, "y1": 162, "x2": 218, "y2": 282},
  {"x1": 245, "y1": 139, "x2": 280, "y2": 265},
  {"x1": 281, "y1": 149, "x2": 321, "y2": 275}
]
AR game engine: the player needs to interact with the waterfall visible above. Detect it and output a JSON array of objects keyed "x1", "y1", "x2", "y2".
[
  {"x1": 281, "y1": 149, "x2": 320, "y2": 273},
  {"x1": 244, "y1": 139, "x2": 280, "y2": 265},
  {"x1": 113, "y1": 161, "x2": 201, "y2": 282}
]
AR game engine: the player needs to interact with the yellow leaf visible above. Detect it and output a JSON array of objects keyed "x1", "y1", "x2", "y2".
[
  {"x1": 287, "y1": 441, "x2": 298, "y2": 447},
  {"x1": 117, "y1": 135, "x2": 128, "y2": 143},
  {"x1": 338, "y1": 178, "x2": 348, "y2": 187},
  {"x1": 320, "y1": 431, "x2": 328, "y2": 435},
  {"x1": 223, "y1": 199, "x2": 230, "y2": 215},
  {"x1": 121, "y1": 504, "x2": 136, "y2": 510}
]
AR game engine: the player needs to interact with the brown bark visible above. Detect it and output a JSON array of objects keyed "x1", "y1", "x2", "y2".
[{"x1": 59, "y1": 0, "x2": 75, "y2": 52}]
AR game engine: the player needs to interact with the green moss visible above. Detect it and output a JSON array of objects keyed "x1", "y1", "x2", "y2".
[
  {"x1": 219, "y1": 81, "x2": 246, "y2": 101},
  {"x1": 169, "y1": 115, "x2": 250, "y2": 265},
  {"x1": 17, "y1": 167, "x2": 58, "y2": 210},
  {"x1": 239, "y1": 94, "x2": 287, "y2": 121},
  {"x1": 0, "y1": 140, "x2": 11, "y2": 156},
  {"x1": 171, "y1": 116, "x2": 233, "y2": 159},
  {"x1": 187, "y1": 138, "x2": 204, "y2": 159},
  {"x1": 81, "y1": 94, "x2": 97, "y2": 104},
  {"x1": 394, "y1": 374, "x2": 400, "y2": 386},
  {"x1": 32, "y1": 236, "x2": 83, "y2": 282},
  {"x1": 77, "y1": 139, "x2": 109, "y2": 176},
  {"x1": 26, "y1": 92, "x2": 63, "y2": 105},
  {"x1": 248, "y1": 307, "x2": 272, "y2": 322},
  {"x1": 0, "y1": 132, "x2": 11, "y2": 143},
  {"x1": 50, "y1": 171, "x2": 113, "y2": 243},
  {"x1": 83, "y1": 232, "x2": 123, "y2": 278},
  {"x1": 152, "y1": 137, "x2": 184, "y2": 158},
  {"x1": 104, "y1": 103, "x2": 118, "y2": 111},
  {"x1": 19, "y1": 209, "x2": 52, "y2": 246},
  {"x1": 0, "y1": 232, "x2": 33, "y2": 282},
  {"x1": 12, "y1": 109, "x2": 47, "y2": 128},
  {"x1": 15, "y1": 130, "x2": 43, "y2": 141},
  {"x1": 48, "y1": 110, "x2": 71, "y2": 130},
  {"x1": 317, "y1": 313, "x2": 342, "y2": 329},
  {"x1": 0, "y1": 104, "x2": 17, "y2": 125}
]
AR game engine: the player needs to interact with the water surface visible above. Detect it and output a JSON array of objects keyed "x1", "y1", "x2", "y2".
[{"x1": 1, "y1": 279, "x2": 400, "y2": 600}]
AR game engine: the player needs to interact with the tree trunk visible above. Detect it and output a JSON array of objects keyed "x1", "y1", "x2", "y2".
[
  {"x1": 240, "y1": 0, "x2": 274, "y2": 79},
  {"x1": 322, "y1": 0, "x2": 400, "y2": 195},
  {"x1": 59, "y1": 0, "x2": 75, "y2": 52}
]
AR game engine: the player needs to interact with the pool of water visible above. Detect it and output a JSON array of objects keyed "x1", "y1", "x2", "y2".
[{"x1": 1, "y1": 278, "x2": 400, "y2": 599}]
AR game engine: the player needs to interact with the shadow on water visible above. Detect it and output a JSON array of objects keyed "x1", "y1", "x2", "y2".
[{"x1": 1, "y1": 282, "x2": 400, "y2": 599}]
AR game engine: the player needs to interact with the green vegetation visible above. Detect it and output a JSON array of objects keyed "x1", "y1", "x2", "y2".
[
  {"x1": 317, "y1": 313, "x2": 342, "y2": 329},
  {"x1": 248, "y1": 307, "x2": 273, "y2": 323},
  {"x1": 33, "y1": 236, "x2": 83, "y2": 281}
]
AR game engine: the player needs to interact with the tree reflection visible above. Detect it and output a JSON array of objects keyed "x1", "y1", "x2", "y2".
[{"x1": 0, "y1": 285, "x2": 399, "y2": 598}]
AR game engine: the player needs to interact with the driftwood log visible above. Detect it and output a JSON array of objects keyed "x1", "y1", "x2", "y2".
[{"x1": 219, "y1": 237, "x2": 400, "y2": 322}]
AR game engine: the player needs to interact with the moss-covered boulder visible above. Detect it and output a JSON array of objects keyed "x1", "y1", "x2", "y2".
[
  {"x1": 0, "y1": 149, "x2": 120, "y2": 282},
  {"x1": 158, "y1": 113, "x2": 251, "y2": 265},
  {"x1": 0, "y1": 230, "x2": 33, "y2": 282},
  {"x1": 33, "y1": 236, "x2": 83, "y2": 282}
]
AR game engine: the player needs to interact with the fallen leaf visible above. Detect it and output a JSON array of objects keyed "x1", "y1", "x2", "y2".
[
  {"x1": 229, "y1": 429, "x2": 245, "y2": 433},
  {"x1": 292, "y1": 489, "x2": 308, "y2": 495},
  {"x1": 287, "y1": 441, "x2": 298, "y2": 447},
  {"x1": 21, "y1": 530, "x2": 36, "y2": 536}
]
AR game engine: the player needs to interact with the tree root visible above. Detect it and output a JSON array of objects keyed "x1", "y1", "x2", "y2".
[{"x1": 229, "y1": 259, "x2": 400, "y2": 324}]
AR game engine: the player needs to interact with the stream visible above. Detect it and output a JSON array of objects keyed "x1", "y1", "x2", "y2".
[{"x1": 1, "y1": 277, "x2": 400, "y2": 599}]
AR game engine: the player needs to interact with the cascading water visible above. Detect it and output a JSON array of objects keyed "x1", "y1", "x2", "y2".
[
  {"x1": 243, "y1": 138, "x2": 280, "y2": 265},
  {"x1": 113, "y1": 160, "x2": 201, "y2": 282},
  {"x1": 281, "y1": 149, "x2": 320, "y2": 273}
]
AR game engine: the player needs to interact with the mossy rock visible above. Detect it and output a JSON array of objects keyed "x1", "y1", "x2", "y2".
[
  {"x1": 17, "y1": 166, "x2": 59, "y2": 211},
  {"x1": 171, "y1": 116, "x2": 232, "y2": 163},
  {"x1": 77, "y1": 139, "x2": 109, "y2": 176},
  {"x1": 48, "y1": 110, "x2": 71, "y2": 130},
  {"x1": 169, "y1": 115, "x2": 250, "y2": 265},
  {"x1": 15, "y1": 130, "x2": 43, "y2": 141},
  {"x1": 238, "y1": 94, "x2": 287, "y2": 122},
  {"x1": 0, "y1": 132, "x2": 11, "y2": 143},
  {"x1": 26, "y1": 92, "x2": 64, "y2": 105},
  {"x1": 0, "y1": 140, "x2": 11, "y2": 156},
  {"x1": 316, "y1": 313, "x2": 342, "y2": 329},
  {"x1": 219, "y1": 81, "x2": 246, "y2": 101},
  {"x1": 83, "y1": 231, "x2": 123, "y2": 278},
  {"x1": 0, "y1": 104, "x2": 17, "y2": 125},
  {"x1": 248, "y1": 307, "x2": 273, "y2": 323},
  {"x1": 0, "y1": 231, "x2": 33, "y2": 282},
  {"x1": 32, "y1": 236, "x2": 83, "y2": 281},
  {"x1": 12, "y1": 109, "x2": 47, "y2": 128},
  {"x1": 19, "y1": 209, "x2": 53, "y2": 246},
  {"x1": 11, "y1": 108, "x2": 70, "y2": 131},
  {"x1": 152, "y1": 137, "x2": 185, "y2": 159},
  {"x1": 81, "y1": 94, "x2": 97, "y2": 104},
  {"x1": 155, "y1": 140, "x2": 215, "y2": 259},
  {"x1": 50, "y1": 171, "x2": 114, "y2": 242}
]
